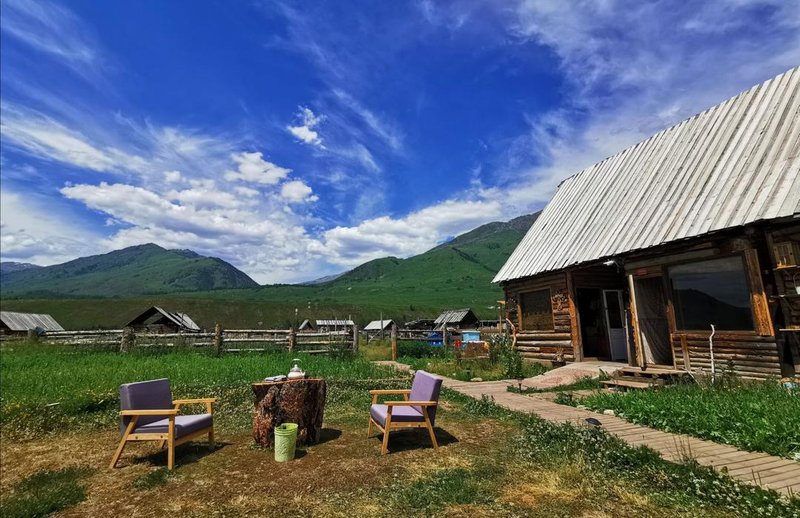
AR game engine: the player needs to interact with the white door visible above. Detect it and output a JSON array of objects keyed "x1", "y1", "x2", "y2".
[{"x1": 603, "y1": 289, "x2": 628, "y2": 361}]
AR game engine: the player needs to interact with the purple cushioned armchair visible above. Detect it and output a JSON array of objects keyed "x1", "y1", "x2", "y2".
[
  {"x1": 368, "y1": 370, "x2": 443, "y2": 454},
  {"x1": 109, "y1": 378, "x2": 216, "y2": 470}
]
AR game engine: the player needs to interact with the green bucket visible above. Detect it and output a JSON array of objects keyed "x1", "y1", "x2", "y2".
[{"x1": 274, "y1": 423, "x2": 298, "y2": 462}]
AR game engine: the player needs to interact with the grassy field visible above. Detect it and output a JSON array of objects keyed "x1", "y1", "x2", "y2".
[
  {"x1": 1, "y1": 344, "x2": 798, "y2": 517},
  {"x1": 577, "y1": 379, "x2": 800, "y2": 459}
]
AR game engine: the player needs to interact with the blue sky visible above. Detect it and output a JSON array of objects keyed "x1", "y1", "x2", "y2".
[{"x1": 1, "y1": 0, "x2": 798, "y2": 283}]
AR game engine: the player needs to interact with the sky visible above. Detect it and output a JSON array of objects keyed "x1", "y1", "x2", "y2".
[{"x1": 1, "y1": 0, "x2": 799, "y2": 284}]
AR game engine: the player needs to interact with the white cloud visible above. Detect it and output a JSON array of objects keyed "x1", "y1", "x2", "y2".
[
  {"x1": 1, "y1": 0, "x2": 100, "y2": 74},
  {"x1": 234, "y1": 186, "x2": 260, "y2": 197},
  {"x1": 224, "y1": 151, "x2": 292, "y2": 185},
  {"x1": 280, "y1": 180, "x2": 319, "y2": 203},
  {"x1": 164, "y1": 170, "x2": 183, "y2": 183},
  {"x1": 332, "y1": 89, "x2": 404, "y2": 152},
  {"x1": 0, "y1": 189, "x2": 102, "y2": 264},
  {"x1": 287, "y1": 107, "x2": 324, "y2": 147}
]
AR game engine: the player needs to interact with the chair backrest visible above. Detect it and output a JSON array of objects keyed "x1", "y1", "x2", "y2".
[
  {"x1": 119, "y1": 378, "x2": 173, "y2": 434},
  {"x1": 409, "y1": 370, "x2": 443, "y2": 425}
]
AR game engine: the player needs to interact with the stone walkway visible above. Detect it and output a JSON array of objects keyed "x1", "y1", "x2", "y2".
[{"x1": 377, "y1": 361, "x2": 800, "y2": 496}]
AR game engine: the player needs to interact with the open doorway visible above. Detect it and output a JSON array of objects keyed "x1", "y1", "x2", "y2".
[
  {"x1": 577, "y1": 288, "x2": 610, "y2": 359},
  {"x1": 633, "y1": 277, "x2": 673, "y2": 366},
  {"x1": 603, "y1": 290, "x2": 629, "y2": 361}
]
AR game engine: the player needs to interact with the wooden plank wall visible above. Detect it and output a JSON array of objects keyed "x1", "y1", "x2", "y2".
[
  {"x1": 766, "y1": 223, "x2": 800, "y2": 374},
  {"x1": 505, "y1": 273, "x2": 573, "y2": 362}
]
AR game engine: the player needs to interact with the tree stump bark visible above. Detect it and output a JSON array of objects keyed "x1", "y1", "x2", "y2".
[{"x1": 251, "y1": 379, "x2": 327, "y2": 448}]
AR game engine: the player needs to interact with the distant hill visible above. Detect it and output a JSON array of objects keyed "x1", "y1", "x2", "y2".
[
  {"x1": 0, "y1": 244, "x2": 259, "y2": 298},
  {"x1": 0, "y1": 262, "x2": 42, "y2": 276}
]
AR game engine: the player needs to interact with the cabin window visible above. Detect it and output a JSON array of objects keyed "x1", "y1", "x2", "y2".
[
  {"x1": 668, "y1": 256, "x2": 754, "y2": 331},
  {"x1": 520, "y1": 289, "x2": 553, "y2": 331}
]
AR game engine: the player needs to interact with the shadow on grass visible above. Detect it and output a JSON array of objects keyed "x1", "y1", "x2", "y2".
[
  {"x1": 370, "y1": 427, "x2": 458, "y2": 453},
  {"x1": 132, "y1": 441, "x2": 230, "y2": 469},
  {"x1": 316, "y1": 427, "x2": 343, "y2": 445}
]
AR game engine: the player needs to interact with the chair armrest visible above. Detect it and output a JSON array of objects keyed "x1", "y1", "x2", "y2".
[
  {"x1": 172, "y1": 398, "x2": 217, "y2": 404},
  {"x1": 385, "y1": 400, "x2": 437, "y2": 407},
  {"x1": 369, "y1": 389, "x2": 411, "y2": 395},
  {"x1": 119, "y1": 409, "x2": 179, "y2": 416}
]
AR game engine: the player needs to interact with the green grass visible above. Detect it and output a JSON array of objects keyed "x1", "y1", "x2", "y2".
[
  {"x1": 401, "y1": 356, "x2": 549, "y2": 381},
  {"x1": 0, "y1": 467, "x2": 93, "y2": 518},
  {"x1": 577, "y1": 380, "x2": 800, "y2": 459},
  {"x1": 0, "y1": 343, "x2": 399, "y2": 438}
]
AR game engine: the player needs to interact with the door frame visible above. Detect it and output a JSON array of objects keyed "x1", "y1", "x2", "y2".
[{"x1": 602, "y1": 289, "x2": 628, "y2": 361}]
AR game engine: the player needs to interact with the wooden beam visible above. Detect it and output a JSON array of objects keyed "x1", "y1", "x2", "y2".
[
  {"x1": 565, "y1": 270, "x2": 582, "y2": 362},
  {"x1": 743, "y1": 249, "x2": 774, "y2": 336},
  {"x1": 627, "y1": 274, "x2": 645, "y2": 368}
]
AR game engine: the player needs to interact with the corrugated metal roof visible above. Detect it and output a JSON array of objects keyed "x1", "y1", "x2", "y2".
[
  {"x1": 125, "y1": 306, "x2": 201, "y2": 331},
  {"x1": 434, "y1": 308, "x2": 475, "y2": 325},
  {"x1": 364, "y1": 319, "x2": 394, "y2": 330},
  {"x1": 315, "y1": 319, "x2": 354, "y2": 326},
  {"x1": 495, "y1": 66, "x2": 800, "y2": 283},
  {"x1": 0, "y1": 311, "x2": 64, "y2": 332}
]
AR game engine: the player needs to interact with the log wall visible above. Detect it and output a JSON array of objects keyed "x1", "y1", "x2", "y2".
[{"x1": 504, "y1": 272, "x2": 574, "y2": 362}]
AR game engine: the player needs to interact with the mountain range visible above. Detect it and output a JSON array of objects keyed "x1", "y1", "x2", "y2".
[{"x1": 1, "y1": 212, "x2": 539, "y2": 323}]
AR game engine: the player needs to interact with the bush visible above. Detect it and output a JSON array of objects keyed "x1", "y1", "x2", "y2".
[
  {"x1": 397, "y1": 341, "x2": 446, "y2": 359},
  {"x1": 488, "y1": 333, "x2": 524, "y2": 379}
]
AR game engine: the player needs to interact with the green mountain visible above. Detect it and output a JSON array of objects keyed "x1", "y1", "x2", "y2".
[
  {"x1": 0, "y1": 213, "x2": 538, "y2": 328},
  {"x1": 0, "y1": 244, "x2": 259, "y2": 297}
]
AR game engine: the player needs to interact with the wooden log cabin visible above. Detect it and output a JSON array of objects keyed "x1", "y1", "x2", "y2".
[{"x1": 494, "y1": 67, "x2": 800, "y2": 379}]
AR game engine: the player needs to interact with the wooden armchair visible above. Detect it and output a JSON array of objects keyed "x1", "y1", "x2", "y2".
[
  {"x1": 110, "y1": 378, "x2": 216, "y2": 470},
  {"x1": 367, "y1": 370, "x2": 443, "y2": 454}
]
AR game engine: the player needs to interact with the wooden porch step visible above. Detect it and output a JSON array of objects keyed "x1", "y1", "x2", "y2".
[{"x1": 600, "y1": 379, "x2": 653, "y2": 390}]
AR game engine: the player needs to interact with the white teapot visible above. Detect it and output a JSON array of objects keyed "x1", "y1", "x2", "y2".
[{"x1": 288, "y1": 358, "x2": 305, "y2": 380}]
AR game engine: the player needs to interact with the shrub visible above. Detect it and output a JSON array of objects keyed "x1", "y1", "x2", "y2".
[{"x1": 397, "y1": 341, "x2": 446, "y2": 358}]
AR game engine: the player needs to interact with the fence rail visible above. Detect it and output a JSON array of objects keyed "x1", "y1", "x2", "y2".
[{"x1": 25, "y1": 326, "x2": 358, "y2": 355}]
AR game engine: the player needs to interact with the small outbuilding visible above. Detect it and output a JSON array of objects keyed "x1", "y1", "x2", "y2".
[
  {"x1": 125, "y1": 306, "x2": 200, "y2": 333},
  {"x1": 434, "y1": 308, "x2": 479, "y2": 330},
  {"x1": 364, "y1": 319, "x2": 394, "y2": 338},
  {"x1": 0, "y1": 311, "x2": 64, "y2": 336},
  {"x1": 298, "y1": 319, "x2": 314, "y2": 331},
  {"x1": 404, "y1": 318, "x2": 436, "y2": 330}
]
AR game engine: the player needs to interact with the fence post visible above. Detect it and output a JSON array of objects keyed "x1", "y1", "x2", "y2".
[
  {"x1": 27, "y1": 329, "x2": 40, "y2": 343},
  {"x1": 391, "y1": 323, "x2": 398, "y2": 361},
  {"x1": 288, "y1": 327, "x2": 296, "y2": 353},
  {"x1": 352, "y1": 324, "x2": 359, "y2": 353},
  {"x1": 213, "y1": 323, "x2": 223, "y2": 356},
  {"x1": 442, "y1": 327, "x2": 449, "y2": 348},
  {"x1": 120, "y1": 327, "x2": 134, "y2": 353}
]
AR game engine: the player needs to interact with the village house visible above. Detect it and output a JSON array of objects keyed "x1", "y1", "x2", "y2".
[
  {"x1": 124, "y1": 306, "x2": 201, "y2": 333},
  {"x1": 0, "y1": 311, "x2": 64, "y2": 337},
  {"x1": 434, "y1": 308, "x2": 479, "y2": 331},
  {"x1": 495, "y1": 67, "x2": 800, "y2": 380},
  {"x1": 364, "y1": 319, "x2": 394, "y2": 338}
]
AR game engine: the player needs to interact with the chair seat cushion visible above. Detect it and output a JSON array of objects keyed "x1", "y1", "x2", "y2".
[
  {"x1": 134, "y1": 414, "x2": 212, "y2": 438},
  {"x1": 370, "y1": 404, "x2": 423, "y2": 426}
]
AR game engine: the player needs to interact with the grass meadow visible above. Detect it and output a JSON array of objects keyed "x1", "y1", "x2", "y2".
[{"x1": 1, "y1": 343, "x2": 798, "y2": 517}]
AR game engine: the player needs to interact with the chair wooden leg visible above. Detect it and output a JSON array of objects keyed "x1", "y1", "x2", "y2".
[
  {"x1": 110, "y1": 417, "x2": 137, "y2": 468},
  {"x1": 380, "y1": 416, "x2": 392, "y2": 455},
  {"x1": 208, "y1": 428, "x2": 215, "y2": 447},
  {"x1": 167, "y1": 417, "x2": 175, "y2": 470},
  {"x1": 367, "y1": 417, "x2": 373, "y2": 437},
  {"x1": 424, "y1": 416, "x2": 439, "y2": 449}
]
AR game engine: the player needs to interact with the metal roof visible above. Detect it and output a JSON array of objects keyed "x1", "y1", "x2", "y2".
[
  {"x1": 495, "y1": 66, "x2": 800, "y2": 283},
  {"x1": 434, "y1": 308, "x2": 476, "y2": 325},
  {"x1": 0, "y1": 311, "x2": 64, "y2": 332},
  {"x1": 315, "y1": 319, "x2": 354, "y2": 326},
  {"x1": 364, "y1": 319, "x2": 394, "y2": 330},
  {"x1": 125, "y1": 306, "x2": 200, "y2": 331}
]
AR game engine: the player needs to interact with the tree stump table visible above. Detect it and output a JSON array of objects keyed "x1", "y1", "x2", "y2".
[{"x1": 251, "y1": 378, "x2": 327, "y2": 448}]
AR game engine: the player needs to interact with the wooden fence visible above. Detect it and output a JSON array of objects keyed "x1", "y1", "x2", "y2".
[{"x1": 33, "y1": 326, "x2": 358, "y2": 355}]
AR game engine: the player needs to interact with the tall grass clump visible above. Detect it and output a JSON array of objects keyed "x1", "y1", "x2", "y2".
[{"x1": 578, "y1": 377, "x2": 800, "y2": 458}]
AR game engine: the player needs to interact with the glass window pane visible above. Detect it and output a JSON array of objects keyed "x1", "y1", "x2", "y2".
[
  {"x1": 604, "y1": 291, "x2": 623, "y2": 328},
  {"x1": 668, "y1": 256, "x2": 754, "y2": 331},
  {"x1": 520, "y1": 289, "x2": 553, "y2": 331}
]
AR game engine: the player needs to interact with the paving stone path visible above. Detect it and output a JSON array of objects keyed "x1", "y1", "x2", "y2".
[{"x1": 376, "y1": 361, "x2": 800, "y2": 496}]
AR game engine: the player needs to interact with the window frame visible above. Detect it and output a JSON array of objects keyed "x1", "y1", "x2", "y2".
[
  {"x1": 666, "y1": 254, "x2": 757, "y2": 333},
  {"x1": 519, "y1": 287, "x2": 555, "y2": 332}
]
